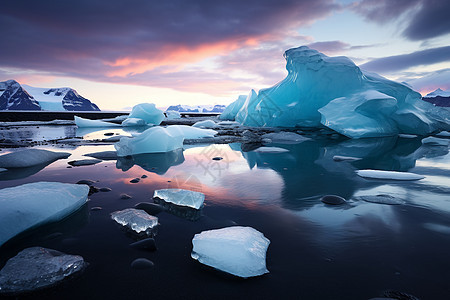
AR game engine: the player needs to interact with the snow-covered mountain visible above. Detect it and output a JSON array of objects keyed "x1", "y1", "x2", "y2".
[
  {"x1": 166, "y1": 104, "x2": 226, "y2": 113},
  {"x1": 0, "y1": 80, "x2": 100, "y2": 111},
  {"x1": 422, "y1": 88, "x2": 450, "y2": 107}
]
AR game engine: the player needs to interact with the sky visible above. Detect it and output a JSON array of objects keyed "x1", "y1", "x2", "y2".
[{"x1": 1, "y1": 0, "x2": 449, "y2": 111}]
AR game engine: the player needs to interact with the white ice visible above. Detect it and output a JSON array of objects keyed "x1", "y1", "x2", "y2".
[
  {"x1": 219, "y1": 95, "x2": 247, "y2": 121},
  {"x1": 153, "y1": 188, "x2": 205, "y2": 209},
  {"x1": 111, "y1": 208, "x2": 158, "y2": 234},
  {"x1": 127, "y1": 103, "x2": 165, "y2": 126},
  {"x1": 252, "y1": 147, "x2": 289, "y2": 153},
  {"x1": 114, "y1": 125, "x2": 217, "y2": 156},
  {"x1": 356, "y1": 169, "x2": 425, "y2": 180},
  {"x1": 75, "y1": 116, "x2": 121, "y2": 128},
  {"x1": 0, "y1": 182, "x2": 89, "y2": 247},
  {"x1": 191, "y1": 226, "x2": 270, "y2": 278},
  {"x1": 0, "y1": 247, "x2": 86, "y2": 294},
  {"x1": 121, "y1": 117, "x2": 147, "y2": 127},
  {"x1": 0, "y1": 149, "x2": 70, "y2": 168},
  {"x1": 231, "y1": 46, "x2": 450, "y2": 138},
  {"x1": 261, "y1": 132, "x2": 309, "y2": 144},
  {"x1": 192, "y1": 120, "x2": 218, "y2": 129},
  {"x1": 333, "y1": 155, "x2": 362, "y2": 162}
]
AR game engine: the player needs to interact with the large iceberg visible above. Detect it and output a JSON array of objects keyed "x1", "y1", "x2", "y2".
[
  {"x1": 114, "y1": 125, "x2": 217, "y2": 156},
  {"x1": 191, "y1": 226, "x2": 270, "y2": 278},
  {"x1": 127, "y1": 103, "x2": 165, "y2": 126},
  {"x1": 153, "y1": 188, "x2": 205, "y2": 209},
  {"x1": 0, "y1": 182, "x2": 89, "y2": 247},
  {"x1": 0, "y1": 247, "x2": 86, "y2": 294},
  {"x1": 219, "y1": 95, "x2": 247, "y2": 121},
  {"x1": 233, "y1": 46, "x2": 450, "y2": 138},
  {"x1": 0, "y1": 149, "x2": 70, "y2": 168}
]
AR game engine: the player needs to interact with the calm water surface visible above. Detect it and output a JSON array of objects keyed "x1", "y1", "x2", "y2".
[{"x1": 0, "y1": 125, "x2": 449, "y2": 299}]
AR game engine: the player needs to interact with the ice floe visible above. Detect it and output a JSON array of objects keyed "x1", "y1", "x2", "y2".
[
  {"x1": 357, "y1": 194, "x2": 405, "y2": 205},
  {"x1": 111, "y1": 208, "x2": 158, "y2": 235},
  {"x1": 0, "y1": 149, "x2": 70, "y2": 168},
  {"x1": 75, "y1": 116, "x2": 121, "y2": 128},
  {"x1": 332, "y1": 155, "x2": 362, "y2": 162},
  {"x1": 191, "y1": 226, "x2": 270, "y2": 278},
  {"x1": 356, "y1": 169, "x2": 425, "y2": 180},
  {"x1": 252, "y1": 147, "x2": 289, "y2": 153},
  {"x1": 192, "y1": 119, "x2": 218, "y2": 129},
  {"x1": 0, "y1": 247, "x2": 86, "y2": 294},
  {"x1": 0, "y1": 182, "x2": 89, "y2": 246},
  {"x1": 153, "y1": 188, "x2": 204, "y2": 209}
]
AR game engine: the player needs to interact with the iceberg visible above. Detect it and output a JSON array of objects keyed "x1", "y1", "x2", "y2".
[
  {"x1": 0, "y1": 182, "x2": 89, "y2": 247},
  {"x1": 192, "y1": 120, "x2": 218, "y2": 129},
  {"x1": 191, "y1": 226, "x2": 270, "y2": 278},
  {"x1": 219, "y1": 95, "x2": 247, "y2": 120},
  {"x1": 121, "y1": 117, "x2": 147, "y2": 127},
  {"x1": 356, "y1": 169, "x2": 425, "y2": 180},
  {"x1": 153, "y1": 188, "x2": 204, "y2": 209},
  {"x1": 0, "y1": 149, "x2": 70, "y2": 168},
  {"x1": 111, "y1": 208, "x2": 158, "y2": 235},
  {"x1": 0, "y1": 247, "x2": 86, "y2": 294},
  {"x1": 74, "y1": 116, "x2": 121, "y2": 128},
  {"x1": 127, "y1": 103, "x2": 164, "y2": 126},
  {"x1": 232, "y1": 46, "x2": 450, "y2": 138},
  {"x1": 114, "y1": 125, "x2": 217, "y2": 156}
]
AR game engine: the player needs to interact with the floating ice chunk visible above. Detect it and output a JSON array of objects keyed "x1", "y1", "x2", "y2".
[
  {"x1": 111, "y1": 208, "x2": 158, "y2": 234},
  {"x1": 84, "y1": 151, "x2": 119, "y2": 160},
  {"x1": 101, "y1": 114, "x2": 129, "y2": 122},
  {"x1": 192, "y1": 120, "x2": 218, "y2": 129},
  {"x1": 0, "y1": 168, "x2": 6, "y2": 173},
  {"x1": 0, "y1": 182, "x2": 89, "y2": 246},
  {"x1": 398, "y1": 134, "x2": 418, "y2": 138},
  {"x1": 75, "y1": 116, "x2": 121, "y2": 128},
  {"x1": 191, "y1": 226, "x2": 270, "y2": 278},
  {"x1": 0, "y1": 247, "x2": 86, "y2": 294},
  {"x1": 219, "y1": 95, "x2": 247, "y2": 120},
  {"x1": 68, "y1": 159, "x2": 102, "y2": 166},
  {"x1": 114, "y1": 125, "x2": 217, "y2": 156},
  {"x1": 356, "y1": 169, "x2": 424, "y2": 180},
  {"x1": 165, "y1": 110, "x2": 181, "y2": 119},
  {"x1": 121, "y1": 117, "x2": 147, "y2": 127},
  {"x1": 153, "y1": 188, "x2": 205, "y2": 209},
  {"x1": 127, "y1": 103, "x2": 164, "y2": 126},
  {"x1": 0, "y1": 149, "x2": 70, "y2": 168},
  {"x1": 217, "y1": 120, "x2": 240, "y2": 126},
  {"x1": 261, "y1": 132, "x2": 309, "y2": 144},
  {"x1": 333, "y1": 155, "x2": 362, "y2": 162},
  {"x1": 234, "y1": 46, "x2": 450, "y2": 137},
  {"x1": 252, "y1": 147, "x2": 289, "y2": 153}
]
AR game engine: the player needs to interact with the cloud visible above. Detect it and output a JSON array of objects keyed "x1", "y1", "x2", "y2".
[
  {"x1": 305, "y1": 40, "x2": 381, "y2": 55},
  {"x1": 406, "y1": 68, "x2": 450, "y2": 94},
  {"x1": 0, "y1": 0, "x2": 339, "y2": 90},
  {"x1": 360, "y1": 46, "x2": 450, "y2": 73},
  {"x1": 352, "y1": 0, "x2": 450, "y2": 40}
]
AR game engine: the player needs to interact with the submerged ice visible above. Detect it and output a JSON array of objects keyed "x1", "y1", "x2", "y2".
[
  {"x1": 0, "y1": 182, "x2": 89, "y2": 247},
  {"x1": 230, "y1": 46, "x2": 450, "y2": 138},
  {"x1": 0, "y1": 247, "x2": 86, "y2": 294},
  {"x1": 191, "y1": 226, "x2": 270, "y2": 278},
  {"x1": 153, "y1": 188, "x2": 205, "y2": 209}
]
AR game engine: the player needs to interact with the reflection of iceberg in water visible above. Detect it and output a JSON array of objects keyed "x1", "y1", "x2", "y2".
[
  {"x1": 116, "y1": 148, "x2": 185, "y2": 175},
  {"x1": 237, "y1": 136, "x2": 432, "y2": 210}
]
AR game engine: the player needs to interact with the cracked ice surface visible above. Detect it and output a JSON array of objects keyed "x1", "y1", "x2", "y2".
[
  {"x1": 0, "y1": 182, "x2": 89, "y2": 247},
  {"x1": 153, "y1": 188, "x2": 205, "y2": 209},
  {"x1": 232, "y1": 46, "x2": 450, "y2": 138},
  {"x1": 191, "y1": 226, "x2": 270, "y2": 278},
  {"x1": 0, "y1": 247, "x2": 86, "y2": 294},
  {"x1": 111, "y1": 208, "x2": 158, "y2": 234}
]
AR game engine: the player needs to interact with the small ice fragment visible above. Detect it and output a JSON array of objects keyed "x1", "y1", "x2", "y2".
[
  {"x1": 153, "y1": 189, "x2": 205, "y2": 209},
  {"x1": 74, "y1": 116, "x2": 121, "y2": 128},
  {"x1": 356, "y1": 170, "x2": 424, "y2": 180},
  {"x1": 333, "y1": 155, "x2": 362, "y2": 162},
  {"x1": 191, "y1": 226, "x2": 270, "y2": 278},
  {"x1": 0, "y1": 182, "x2": 89, "y2": 247},
  {"x1": 217, "y1": 120, "x2": 240, "y2": 126},
  {"x1": 252, "y1": 147, "x2": 289, "y2": 153},
  {"x1": 192, "y1": 120, "x2": 218, "y2": 128},
  {"x1": 0, "y1": 168, "x2": 7, "y2": 173},
  {"x1": 0, "y1": 149, "x2": 70, "y2": 168},
  {"x1": 68, "y1": 159, "x2": 102, "y2": 166},
  {"x1": 398, "y1": 134, "x2": 417, "y2": 138},
  {"x1": 111, "y1": 208, "x2": 158, "y2": 234},
  {"x1": 358, "y1": 194, "x2": 405, "y2": 205},
  {"x1": 84, "y1": 151, "x2": 119, "y2": 160},
  {"x1": 261, "y1": 132, "x2": 309, "y2": 144},
  {"x1": 0, "y1": 247, "x2": 86, "y2": 294}
]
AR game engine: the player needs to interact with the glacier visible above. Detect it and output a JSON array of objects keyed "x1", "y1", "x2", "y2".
[
  {"x1": 114, "y1": 125, "x2": 217, "y2": 156},
  {"x1": 231, "y1": 46, "x2": 450, "y2": 138},
  {"x1": 0, "y1": 182, "x2": 89, "y2": 247},
  {"x1": 0, "y1": 149, "x2": 70, "y2": 168},
  {"x1": 0, "y1": 247, "x2": 86, "y2": 294},
  {"x1": 191, "y1": 226, "x2": 270, "y2": 278},
  {"x1": 153, "y1": 188, "x2": 205, "y2": 209}
]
